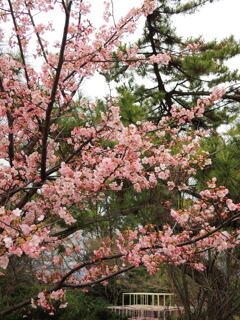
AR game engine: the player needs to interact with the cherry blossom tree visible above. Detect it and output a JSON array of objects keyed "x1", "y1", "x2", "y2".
[{"x1": 0, "y1": 0, "x2": 239, "y2": 316}]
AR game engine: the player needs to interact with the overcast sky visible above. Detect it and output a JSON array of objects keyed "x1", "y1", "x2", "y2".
[
  {"x1": 82, "y1": 0, "x2": 240, "y2": 98},
  {"x1": 173, "y1": 0, "x2": 240, "y2": 41}
]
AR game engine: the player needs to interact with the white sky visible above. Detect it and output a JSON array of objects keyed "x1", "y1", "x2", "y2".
[
  {"x1": 173, "y1": 0, "x2": 240, "y2": 41},
  {"x1": 82, "y1": 0, "x2": 240, "y2": 98}
]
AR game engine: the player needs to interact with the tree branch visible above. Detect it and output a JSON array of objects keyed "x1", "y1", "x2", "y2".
[
  {"x1": 7, "y1": 0, "x2": 30, "y2": 87},
  {"x1": 25, "y1": 2, "x2": 49, "y2": 64},
  {"x1": 172, "y1": 90, "x2": 240, "y2": 102},
  {"x1": 40, "y1": 0, "x2": 72, "y2": 181},
  {"x1": 62, "y1": 265, "x2": 135, "y2": 288},
  {"x1": 146, "y1": 14, "x2": 173, "y2": 113}
]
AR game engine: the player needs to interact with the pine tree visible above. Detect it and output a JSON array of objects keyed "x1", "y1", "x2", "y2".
[{"x1": 106, "y1": 0, "x2": 240, "y2": 128}]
